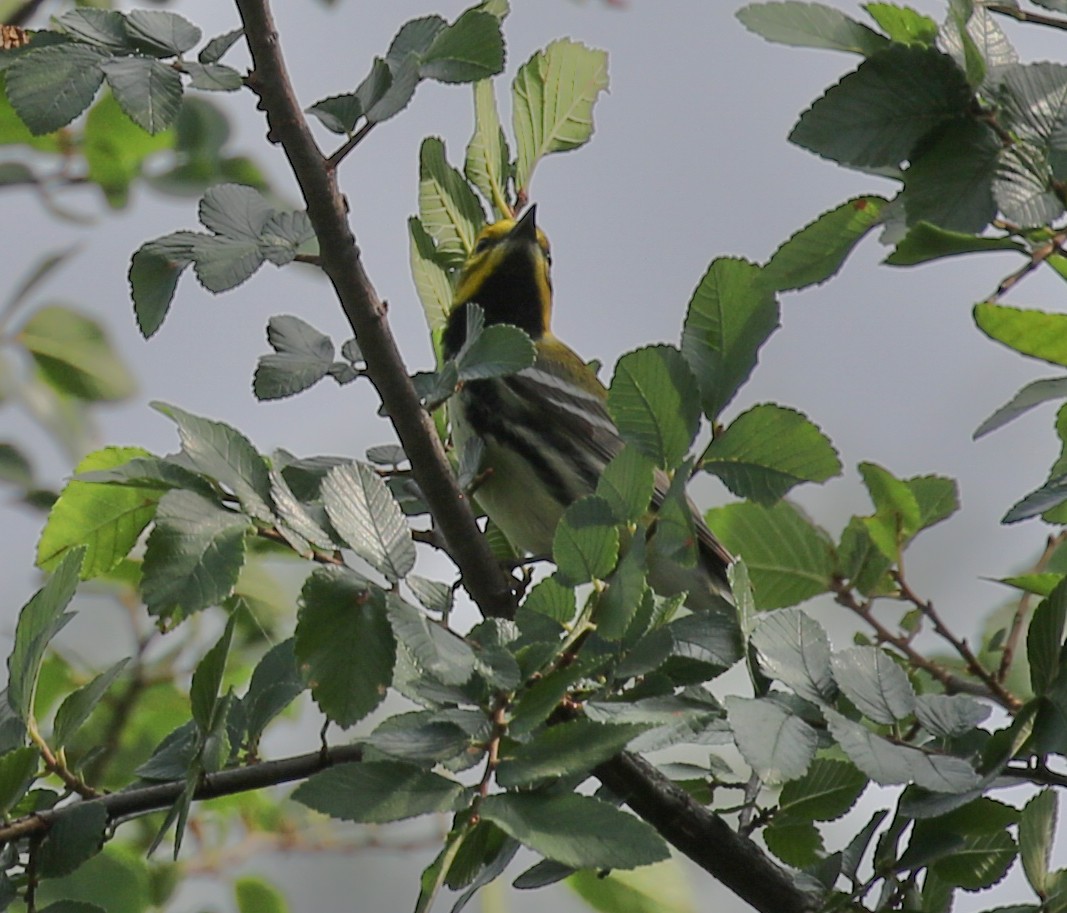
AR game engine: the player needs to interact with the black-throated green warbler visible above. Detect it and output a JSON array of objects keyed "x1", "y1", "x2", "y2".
[{"x1": 442, "y1": 206, "x2": 733, "y2": 613}]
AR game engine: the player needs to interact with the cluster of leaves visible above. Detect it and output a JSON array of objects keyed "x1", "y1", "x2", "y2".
[
  {"x1": 740, "y1": 0, "x2": 1067, "y2": 533},
  {"x1": 4, "y1": 10, "x2": 244, "y2": 137}
]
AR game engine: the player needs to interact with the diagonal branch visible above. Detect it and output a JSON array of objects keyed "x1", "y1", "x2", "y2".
[
  {"x1": 596, "y1": 753, "x2": 819, "y2": 913},
  {"x1": 232, "y1": 0, "x2": 516, "y2": 620}
]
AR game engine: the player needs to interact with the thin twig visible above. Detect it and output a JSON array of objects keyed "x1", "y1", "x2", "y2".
[
  {"x1": 990, "y1": 237, "x2": 1064, "y2": 301},
  {"x1": 26, "y1": 720, "x2": 99, "y2": 799},
  {"x1": 832, "y1": 581, "x2": 1013, "y2": 707},
  {"x1": 326, "y1": 122, "x2": 376, "y2": 171},
  {"x1": 893, "y1": 572, "x2": 1022, "y2": 711},
  {"x1": 988, "y1": 3, "x2": 1067, "y2": 32}
]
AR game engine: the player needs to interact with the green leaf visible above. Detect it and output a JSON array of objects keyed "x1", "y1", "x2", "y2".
[
  {"x1": 37, "y1": 446, "x2": 160, "y2": 578},
  {"x1": 1020, "y1": 790, "x2": 1057, "y2": 895},
  {"x1": 295, "y1": 567, "x2": 394, "y2": 728},
  {"x1": 1003, "y1": 62, "x2": 1067, "y2": 143},
  {"x1": 974, "y1": 377, "x2": 1067, "y2": 439},
  {"x1": 140, "y1": 490, "x2": 249, "y2": 622},
  {"x1": 321, "y1": 461, "x2": 415, "y2": 581},
  {"x1": 596, "y1": 535, "x2": 649, "y2": 640},
  {"x1": 994, "y1": 142, "x2": 1063, "y2": 229},
  {"x1": 294, "y1": 761, "x2": 464, "y2": 823},
  {"x1": 123, "y1": 9, "x2": 201, "y2": 57},
  {"x1": 1004, "y1": 474, "x2": 1067, "y2": 524},
  {"x1": 38, "y1": 801, "x2": 107, "y2": 878},
  {"x1": 253, "y1": 315, "x2": 335, "y2": 402},
  {"x1": 831, "y1": 646, "x2": 916, "y2": 724},
  {"x1": 824, "y1": 709, "x2": 979, "y2": 793},
  {"x1": 235, "y1": 877, "x2": 288, "y2": 913},
  {"x1": 915, "y1": 693, "x2": 990, "y2": 738},
  {"x1": 54, "y1": 10, "x2": 135, "y2": 53},
  {"x1": 199, "y1": 28, "x2": 244, "y2": 65},
  {"x1": 764, "y1": 817, "x2": 823, "y2": 868},
  {"x1": 190, "y1": 614, "x2": 235, "y2": 732},
  {"x1": 930, "y1": 830, "x2": 1017, "y2": 890},
  {"x1": 100, "y1": 57, "x2": 182, "y2": 134},
  {"x1": 18, "y1": 305, "x2": 136, "y2": 401},
  {"x1": 680, "y1": 257, "x2": 779, "y2": 423},
  {"x1": 455, "y1": 322, "x2": 536, "y2": 382},
  {"x1": 887, "y1": 222, "x2": 1025, "y2": 266},
  {"x1": 52, "y1": 658, "x2": 129, "y2": 748},
  {"x1": 858, "y1": 461, "x2": 920, "y2": 562},
  {"x1": 386, "y1": 596, "x2": 476, "y2": 687},
  {"x1": 520, "y1": 573, "x2": 576, "y2": 624},
  {"x1": 703, "y1": 404, "x2": 841, "y2": 503},
  {"x1": 1028, "y1": 580, "x2": 1067, "y2": 696},
  {"x1": 864, "y1": 3, "x2": 938, "y2": 44},
  {"x1": 751, "y1": 608, "x2": 834, "y2": 703},
  {"x1": 306, "y1": 92, "x2": 363, "y2": 135},
  {"x1": 778, "y1": 758, "x2": 868, "y2": 821},
  {"x1": 608, "y1": 345, "x2": 701, "y2": 470},
  {"x1": 8, "y1": 548, "x2": 83, "y2": 721},
  {"x1": 5, "y1": 44, "x2": 107, "y2": 134},
  {"x1": 552, "y1": 495, "x2": 620, "y2": 585},
  {"x1": 152, "y1": 401, "x2": 272, "y2": 520},
  {"x1": 408, "y1": 217, "x2": 452, "y2": 332},
  {"x1": 406, "y1": 575, "x2": 454, "y2": 615},
  {"x1": 788, "y1": 44, "x2": 972, "y2": 167},
  {"x1": 975, "y1": 302, "x2": 1067, "y2": 368},
  {"x1": 465, "y1": 79, "x2": 510, "y2": 214},
  {"x1": 129, "y1": 233, "x2": 197, "y2": 338},
  {"x1": 512, "y1": 39, "x2": 608, "y2": 193},
  {"x1": 704, "y1": 501, "x2": 834, "y2": 608},
  {"x1": 737, "y1": 2, "x2": 889, "y2": 54},
  {"x1": 420, "y1": 10, "x2": 505, "y2": 84},
  {"x1": 242, "y1": 638, "x2": 304, "y2": 749},
  {"x1": 480, "y1": 793, "x2": 669, "y2": 870},
  {"x1": 908, "y1": 474, "x2": 960, "y2": 531},
  {"x1": 183, "y1": 62, "x2": 242, "y2": 92},
  {"x1": 366, "y1": 710, "x2": 484, "y2": 766},
  {"x1": 418, "y1": 136, "x2": 485, "y2": 266},
  {"x1": 496, "y1": 720, "x2": 648, "y2": 788},
  {"x1": 596, "y1": 447, "x2": 656, "y2": 524},
  {"x1": 903, "y1": 117, "x2": 1000, "y2": 232},
  {"x1": 764, "y1": 195, "x2": 886, "y2": 291},
  {"x1": 725, "y1": 696, "x2": 818, "y2": 783}
]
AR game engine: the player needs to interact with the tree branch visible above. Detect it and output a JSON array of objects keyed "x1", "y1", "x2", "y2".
[
  {"x1": 988, "y1": 3, "x2": 1067, "y2": 32},
  {"x1": 595, "y1": 753, "x2": 819, "y2": 913},
  {"x1": 232, "y1": 0, "x2": 516, "y2": 620},
  {"x1": 0, "y1": 745, "x2": 364, "y2": 846}
]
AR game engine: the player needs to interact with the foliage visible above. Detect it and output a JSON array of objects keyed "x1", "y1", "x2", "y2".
[{"x1": 6, "y1": 2, "x2": 1067, "y2": 913}]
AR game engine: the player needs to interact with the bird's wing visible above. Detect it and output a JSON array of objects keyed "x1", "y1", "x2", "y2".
[{"x1": 510, "y1": 333, "x2": 733, "y2": 589}]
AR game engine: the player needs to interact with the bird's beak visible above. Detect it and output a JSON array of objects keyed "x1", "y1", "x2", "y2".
[{"x1": 512, "y1": 204, "x2": 538, "y2": 243}]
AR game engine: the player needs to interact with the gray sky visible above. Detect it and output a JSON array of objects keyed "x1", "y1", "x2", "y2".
[{"x1": 4, "y1": 1, "x2": 1067, "y2": 910}]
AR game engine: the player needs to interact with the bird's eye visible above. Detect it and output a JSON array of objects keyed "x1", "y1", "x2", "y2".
[
  {"x1": 474, "y1": 236, "x2": 492, "y2": 253},
  {"x1": 544, "y1": 250, "x2": 553, "y2": 266}
]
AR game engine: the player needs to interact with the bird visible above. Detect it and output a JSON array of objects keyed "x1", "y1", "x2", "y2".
[{"x1": 441, "y1": 205, "x2": 734, "y2": 615}]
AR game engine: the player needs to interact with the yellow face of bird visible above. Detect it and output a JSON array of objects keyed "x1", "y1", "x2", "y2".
[{"x1": 451, "y1": 206, "x2": 554, "y2": 339}]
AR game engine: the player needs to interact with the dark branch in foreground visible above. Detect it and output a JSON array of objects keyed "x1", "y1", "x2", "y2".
[
  {"x1": 596, "y1": 753, "x2": 819, "y2": 913},
  {"x1": 233, "y1": 0, "x2": 516, "y2": 621},
  {"x1": 0, "y1": 745, "x2": 365, "y2": 846}
]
